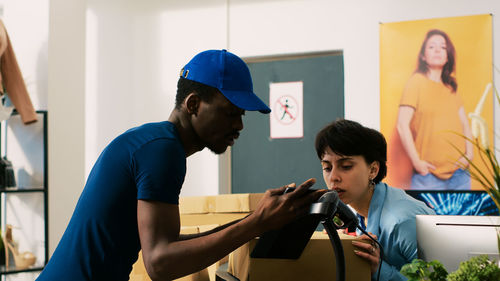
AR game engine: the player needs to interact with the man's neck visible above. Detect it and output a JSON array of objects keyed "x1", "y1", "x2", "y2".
[{"x1": 168, "y1": 109, "x2": 204, "y2": 157}]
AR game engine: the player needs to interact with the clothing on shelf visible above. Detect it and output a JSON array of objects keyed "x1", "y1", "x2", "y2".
[{"x1": 0, "y1": 20, "x2": 36, "y2": 124}]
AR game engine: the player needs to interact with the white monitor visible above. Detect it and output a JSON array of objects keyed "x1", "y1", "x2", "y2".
[{"x1": 416, "y1": 215, "x2": 500, "y2": 272}]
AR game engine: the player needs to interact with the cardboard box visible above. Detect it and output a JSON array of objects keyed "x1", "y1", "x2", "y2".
[
  {"x1": 130, "y1": 193, "x2": 263, "y2": 281},
  {"x1": 178, "y1": 193, "x2": 263, "y2": 214},
  {"x1": 179, "y1": 194, "x2": 263, "y2": 227},
  {"x1": 129, "y1": 251, "x2": 150, "y2": 281},
  {"x1": 228, "y1": 232, "x2": 371, "y2": 281}
]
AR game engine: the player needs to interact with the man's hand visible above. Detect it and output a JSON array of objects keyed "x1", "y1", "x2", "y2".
[{"x1": 248, "y1": 178, "x2": 327, "y2": 234}]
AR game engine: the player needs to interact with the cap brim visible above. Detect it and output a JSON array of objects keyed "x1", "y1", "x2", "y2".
[{"x1": 220, "y1": 90, "x2": 271, "y2": 114}]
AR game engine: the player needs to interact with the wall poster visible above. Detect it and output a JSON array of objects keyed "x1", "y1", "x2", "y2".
[
  {"x1": 380, "y1": 14, "x2": 493, "y2": 191},
  {"x1": 380, "y1": 14, "x2": 495, "y2": 214}
]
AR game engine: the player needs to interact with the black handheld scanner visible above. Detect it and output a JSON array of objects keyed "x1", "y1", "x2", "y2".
[{"x1": 310, "y1": 190, "x2": 359, "y2": 230}]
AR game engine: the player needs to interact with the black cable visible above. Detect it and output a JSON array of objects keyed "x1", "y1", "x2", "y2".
[
  {"x1": 322, "y1": 219, "x2": 346, "y2": 281},
  {"x1": 357, "y1": 226, "x2": 383, "y2": 281}
]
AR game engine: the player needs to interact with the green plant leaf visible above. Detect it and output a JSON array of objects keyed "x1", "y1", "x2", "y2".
[
  {"x1": 400, "y1": 259, "x2": 448, "y2": 281},
  {"x1": 449, "y1": 140, "x2": 495, "y2": 188},
  {"x1": 448, "y1": 134, "x2": 500, "y2": 213},
  {"x1": 447, "y1": 255, "x2": 500, "y2": 281}
]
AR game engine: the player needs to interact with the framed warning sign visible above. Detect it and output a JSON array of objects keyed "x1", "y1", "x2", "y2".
[{"x1": 270, "y1": 81, "x2": 303, "y2": 139}]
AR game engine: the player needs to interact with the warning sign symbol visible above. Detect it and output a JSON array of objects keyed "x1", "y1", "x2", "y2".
[{"x1": 274, "y1": 95, "x2": 299, "y2": 125}]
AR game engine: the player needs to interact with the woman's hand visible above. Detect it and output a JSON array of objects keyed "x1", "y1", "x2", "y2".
[
  {"x1": 352, "y1": 232, "x2": 380, "y2": 275},
  {"x1": 455, "y1": 156, "x2": 470, "y2": 169},
  {"x1": 412, "y1": 159, "x2": 435, "y2": 175}
]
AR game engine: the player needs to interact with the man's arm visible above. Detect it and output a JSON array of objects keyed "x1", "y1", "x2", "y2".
[
  {"x1": 178, "y1": 217, "x2": 248, "y2": 241},
  {"x1": 138, "y1": 178, "x2": 325, "y2": 280},
  {"x1": 138, "y1": 200, "x2": 257, "y2": 280}
]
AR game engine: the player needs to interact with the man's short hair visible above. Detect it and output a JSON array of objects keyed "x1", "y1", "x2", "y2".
[{"x1": 175, "y1": 77, "x2": 219, "y2": 109}]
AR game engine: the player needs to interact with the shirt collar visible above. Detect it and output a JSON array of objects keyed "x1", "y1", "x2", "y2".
[{"x1": 364, "y1": 182, "x2": 387, "y2": 236}]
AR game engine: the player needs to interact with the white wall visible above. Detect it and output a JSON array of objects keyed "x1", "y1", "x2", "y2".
[
  {"x1": 48, "y1": 0, "x2": 86, "y2": 259},
  {"x1": 45, "y1": 0, "x2": 500, "y2": 261},
  {"x1": 85, "y1": 0, "x2": 228, "y2": 198}
]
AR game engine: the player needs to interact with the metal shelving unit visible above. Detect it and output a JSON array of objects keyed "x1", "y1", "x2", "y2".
[{"x1": 0, "y1": 110, "x2": 48, "y2": 277}]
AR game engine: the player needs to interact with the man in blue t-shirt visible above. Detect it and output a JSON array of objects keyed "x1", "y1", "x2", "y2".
[{"x1": 36, "y1": 50, "x2": 326, "y2": 281}]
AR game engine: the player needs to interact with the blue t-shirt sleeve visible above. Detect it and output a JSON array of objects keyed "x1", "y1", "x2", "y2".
[{"x1": 133, "y1": 138, "x2": 185, "y2": 204}]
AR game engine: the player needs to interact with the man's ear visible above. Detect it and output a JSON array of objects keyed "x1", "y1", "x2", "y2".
[{"x1": 184, "y1": 93, "x2": 200, "y2": 115}]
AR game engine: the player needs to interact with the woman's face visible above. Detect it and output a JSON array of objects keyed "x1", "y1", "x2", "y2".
[
  {"x1": 422, "y1": 34, "x2": 448, "y2": 69},
  {"x1": 320, "y1": 147, "x2": 379, "y2": 206}
]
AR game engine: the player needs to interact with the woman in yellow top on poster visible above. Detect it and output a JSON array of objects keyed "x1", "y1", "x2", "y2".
[{"x1": 397, "y1": 29, "x2": 473, "y2": 190}]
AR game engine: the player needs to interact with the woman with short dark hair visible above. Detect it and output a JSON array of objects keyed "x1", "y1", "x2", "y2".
[{"x1": 315, "y1": 119, "x2": 435, "y2": 281}]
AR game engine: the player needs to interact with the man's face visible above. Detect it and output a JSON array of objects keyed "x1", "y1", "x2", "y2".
[{"x1": 191, "y1": 92, "x2": 245, "y2": 154}]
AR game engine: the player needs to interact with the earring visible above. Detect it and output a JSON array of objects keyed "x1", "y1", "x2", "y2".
[{"x1": 369, "y1": 178, "x2": 375, "y2": 189}]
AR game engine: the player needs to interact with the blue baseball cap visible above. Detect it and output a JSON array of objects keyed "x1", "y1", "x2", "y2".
[{"x1": 180, "y1": 49, "x2": 271, "y2": 114}]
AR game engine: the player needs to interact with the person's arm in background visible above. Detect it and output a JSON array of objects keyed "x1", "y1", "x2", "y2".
[
  {"x1": 397, "y1": 105, "x2": 436, "y2": 175},
  {"x1": 455, "y1": 106, "x2": 473, "y2": 167},
  {"x1": 138, "y1": 178, "x2": 326, "y2": 281}
]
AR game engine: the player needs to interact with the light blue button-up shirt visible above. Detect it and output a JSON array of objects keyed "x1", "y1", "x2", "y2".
[{"x1": 359, "y1": 182, "x2": 435, "y2": 281}]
